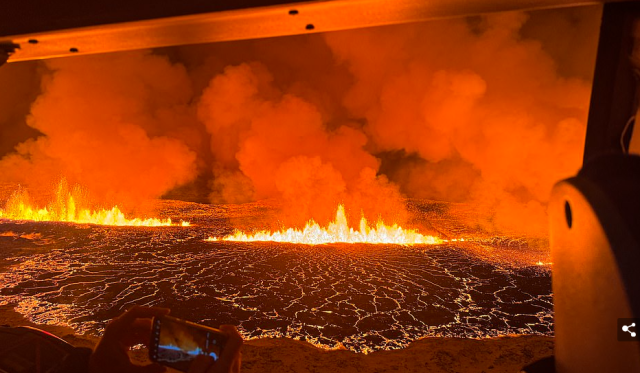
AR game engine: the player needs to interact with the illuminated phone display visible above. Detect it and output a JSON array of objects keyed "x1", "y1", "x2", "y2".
[{"x1": 150, "y1": 316, "x2": 227, "y2": 372}]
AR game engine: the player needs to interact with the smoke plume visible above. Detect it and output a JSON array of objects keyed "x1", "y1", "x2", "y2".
[
  {"x1": 0, "y1": 52, "x2": 198, "y2": 209},
  {"x1": 0, "y1": 6, "x2": 600, "y2": 235},
  {"x1": 197, "y1": 61, "x2": 406, "y2": 226},
  {"x1": 325, "y1": 10, "x2": 596, "y2": 235}
]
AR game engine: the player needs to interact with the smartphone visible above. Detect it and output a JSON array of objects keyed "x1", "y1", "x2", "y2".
[{"x1": 149, "y1": 315, "x2": 228, "y2": 372}]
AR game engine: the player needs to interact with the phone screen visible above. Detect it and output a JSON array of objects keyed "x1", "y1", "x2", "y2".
[{"x1": 150, "y1": 316, "x2": 226, "y2": 372}]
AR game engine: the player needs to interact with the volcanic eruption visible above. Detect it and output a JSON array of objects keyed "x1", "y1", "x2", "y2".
[
  {"x1": 0, "y1": 4, "x2": 598, "y2": 357},
  {"x1": 0, "y1": 180, "x2": 190, "y2": 226}
]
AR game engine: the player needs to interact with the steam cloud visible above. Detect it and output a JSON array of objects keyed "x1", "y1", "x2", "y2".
[
  {"x1": 324, "y1": 10, "x2": 596, "y2": 235},
  {"x1": 197, "y1": 62, "x2": 406, "y2": 226},
  {"x1": 0, "y1": 7, "x2": 600, "y2": 235},
  {"x1": 0, "y1": 52, "x2": 199, "y2": 209}
]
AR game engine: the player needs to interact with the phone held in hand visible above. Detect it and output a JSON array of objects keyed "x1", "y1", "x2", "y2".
[{"x1": 149, "y1": 315, "x2": 228, "y2": 372}]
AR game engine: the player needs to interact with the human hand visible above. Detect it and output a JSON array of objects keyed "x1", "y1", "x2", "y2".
[
  {"x1": 187, "y1": 325, "x2": 243, "y2": 373},
  {"x1": 89, "y1": 305, "x2": 170, "y2": 373}
]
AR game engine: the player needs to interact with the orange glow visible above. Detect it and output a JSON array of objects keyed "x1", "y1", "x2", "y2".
[
  {"x1": 207, "y1": 204, "x2": 442, "y2": 245},
  {"x1": 0, "y1": 181, "x2": 188, "y2": 227}
]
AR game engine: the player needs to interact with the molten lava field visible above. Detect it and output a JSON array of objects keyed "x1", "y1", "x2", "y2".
[{"x1": 0, "y1": 199, "x2": 553, "y2": 353}]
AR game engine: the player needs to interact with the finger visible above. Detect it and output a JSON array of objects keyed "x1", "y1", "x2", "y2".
[
  {"x1": 220, "y1": 325, "x2": 243, "y2": 351},
  {"x1": 214, "y1": 325, "x2": 243, "y2": 373},
  {"x1": 122, "y1": 319, "x2": 154, "y2": 346},
  {"x1": 119, "y1": 306, "x2": 170, "y2": 325},
  {"x1": 230, "y1": 353, "x2": 241, "y2": 373},
  {"x1": 131, "y1": 362, "x2": 167, "y2": 373},
  {"x1": 132, "y1": 318, "x2": 153, "y2": 330},
  {"x1": 188, "y1": 355, "x2": 215, "y2": 373},
  {"x1": 131, "y1": 318, "x2": 153, "y2": 339},
  {"x1": 106, "y1": 306, "x2": 169, "y2": 341}
]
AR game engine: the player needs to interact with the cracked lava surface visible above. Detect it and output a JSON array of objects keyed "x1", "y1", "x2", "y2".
[{"x1": 0, "y1": 199, "x2": 552, "y2": 353}]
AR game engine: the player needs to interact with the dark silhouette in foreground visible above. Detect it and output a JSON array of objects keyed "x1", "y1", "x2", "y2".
[
  {"x1": 0, "y1": 306, "x2": 242, "y2": 373},
  {"x1": 90, "y1": 306, "x2": 243, "y2": 373}
]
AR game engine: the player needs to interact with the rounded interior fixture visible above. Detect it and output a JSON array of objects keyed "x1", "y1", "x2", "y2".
[
  {"x1": 69, "y1": 47, "x2": 79, "y2": 52},
  {"x1": 305, "y1": 24, "x2": 315, "y2": 30},
  {"x1": 288, "y1": 9, "x2": 299, "y2": 15},
  {"x1": 565, "y1": 200, "x2": 572, "y2": 229}
]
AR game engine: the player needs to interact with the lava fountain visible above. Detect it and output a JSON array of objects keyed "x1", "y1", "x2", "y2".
[
  {"x1": 0, "y1": 181, "x2": 190, "y2": 227},
  {"x1": 207, "y1": 204, "x2": 444, "y2": 245}
]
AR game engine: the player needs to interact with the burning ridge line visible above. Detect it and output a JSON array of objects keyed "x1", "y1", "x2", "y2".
[
  {"x1": 0, "y1": 181, "x2": 190, "y2": 227},
  {"x1": 206, "y1": 204, "x2": 444, "y2": 245}
]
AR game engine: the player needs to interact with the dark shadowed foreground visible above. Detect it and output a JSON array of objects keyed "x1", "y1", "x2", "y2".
[{"x1": 0, "y1": 304, "x2": 553, "y2": 373}]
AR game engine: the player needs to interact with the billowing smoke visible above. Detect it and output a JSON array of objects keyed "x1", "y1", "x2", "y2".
[
  {"x1": 0, "y1": 6, "x2": 600, "y2": 235},
  {"x1": 325, "y1": 10, "x2": 597, "y2": 235},
  {"x1": 0, "y1": 52, "x2": 199, "y2": 209},
  {"x1": 197, "y1": 62, "x2": 406, "y2": 226}
]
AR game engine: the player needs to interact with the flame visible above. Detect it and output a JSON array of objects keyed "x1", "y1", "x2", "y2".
[
  {"x1": 0, "y1": 182, "x2": 188, "y2": 227},
  {"x1": 207, "y1": 205, "x2": 442, "y2": 245}
]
